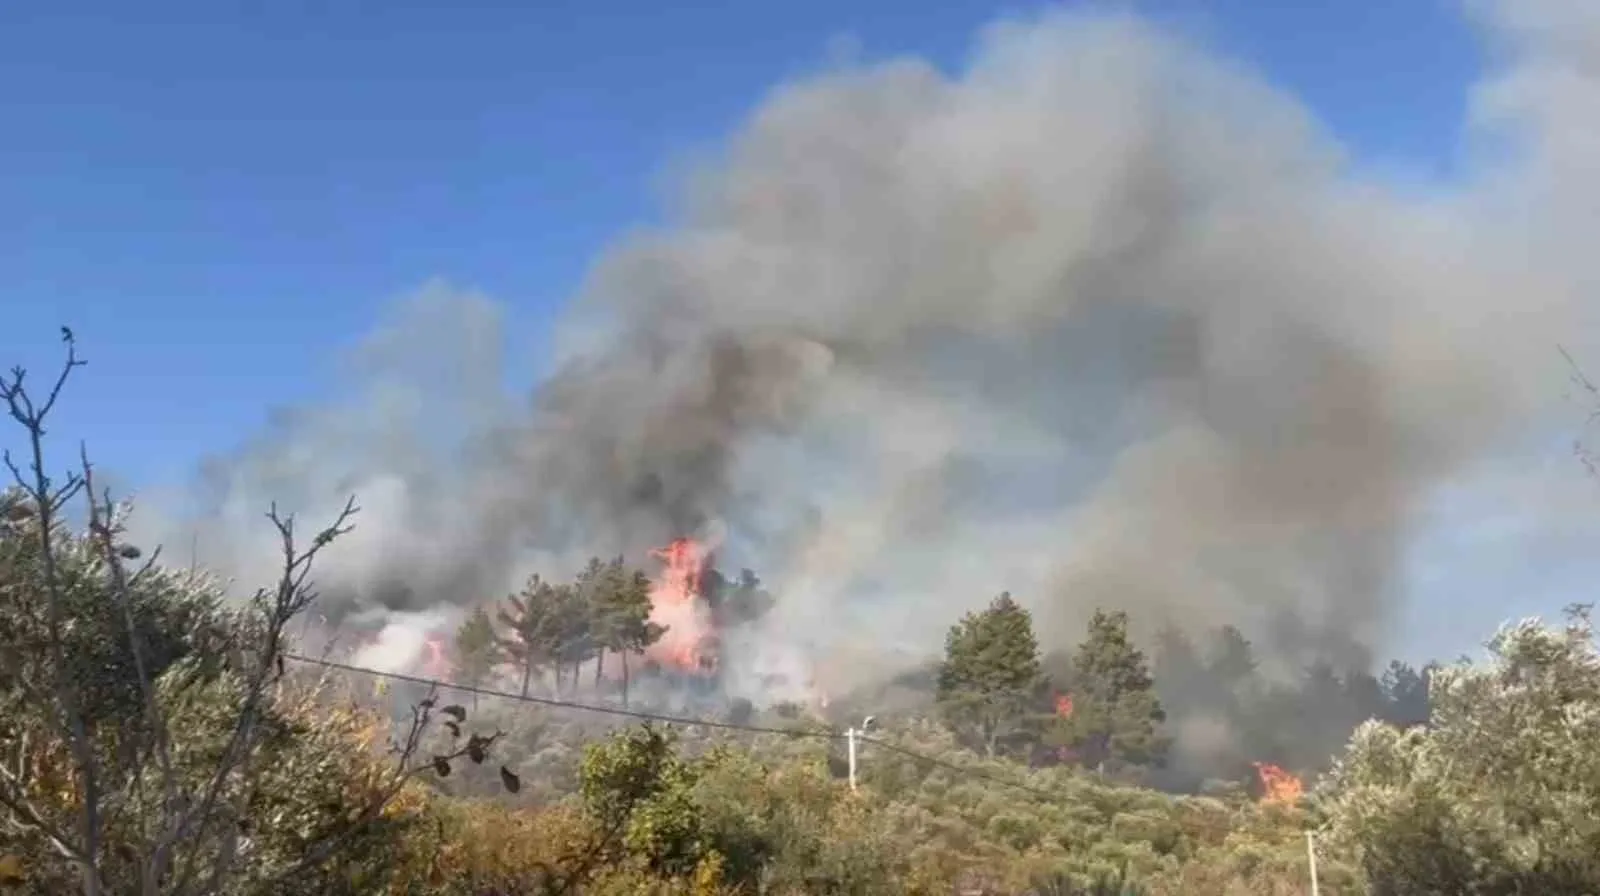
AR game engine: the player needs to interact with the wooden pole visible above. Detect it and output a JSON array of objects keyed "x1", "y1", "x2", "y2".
[{"x1": 1306, "y1": 831, "x2": 1320, "y2": 896}]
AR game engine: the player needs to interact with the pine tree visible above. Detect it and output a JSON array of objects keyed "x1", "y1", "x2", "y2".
[
  {"x1": 498, "y1": 574, "x2": 562, "y2": 698},
  {"x1": 1205, "y1": 624, "x2": 1264, "y2": 734},
  {"x1": 1380, "y1": 659, "x2": 1431, "y2": 728},
  {"x1": 451, "y1": 605, "x2": 502, "y2": 707},
  {"x1": 612, "y1": 568, "x2": 665, "y2": 707},
  {"x1": 1206, "y1": 625, "x2": 1258, "y2": 689},
  {"x1": 1153, "y1": 624, "x2": 1203, "y2": 687},
  {"x1": 547, "y1": 573, "x2": 594, "y2": 695},
  {"x1": 580, "y1": 558, "x2": 663, "y2": 707},
  {"x1": 1050, "y1": 608, "x2": 1168, "y2": 771},
  {"x1": 936, "y1": 592, "x2": 1045, "y2": 758},
  {"x1": 583, "y1": 556, "x2": 657, "y2": 698},
  {"x1": 579, "y1": 557, "x2": 618, "y2": 688}
]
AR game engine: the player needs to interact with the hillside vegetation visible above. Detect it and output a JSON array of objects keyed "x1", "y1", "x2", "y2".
[{"x1": 4, "y1": 343, "x2": 1600, "y2": 895}]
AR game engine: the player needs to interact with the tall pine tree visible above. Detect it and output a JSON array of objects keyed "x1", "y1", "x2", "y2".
[
  {"x1": 451, "y1": 605, "x2": 502, "y2": 707},
  {"x1": 936, "y1": 592, "x2": 1045, "y2": 758},
  {"x1": 588, "y1": 559, "x2": 662, "y2": 707},
  {"x1": 547, "y1": 574, "x2": 594, "y2": 695},
  {"x1": 585, "y1": 556, "x2": 664, "y2": 704},
  {"x1": 498, "y1": 574, "x2": 562, "y2": 698},
  {"x1": 1050, "y1": 608, "x2": 1168, "y2": 772}
]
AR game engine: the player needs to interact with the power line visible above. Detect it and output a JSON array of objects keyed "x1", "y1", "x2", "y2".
[
  {"x1": 283, "y1": 652, "x2": 842, "y2": 740},
  {"x1": 284, "y1": 652, "x2": 1076, "y2": 802}
]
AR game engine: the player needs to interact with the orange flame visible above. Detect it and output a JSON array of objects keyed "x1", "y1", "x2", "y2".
[
  {"x1": 1054, "y1": 693, "x2": 1074, "y2": 718},
  {"x1": 646, "y1": 537, "x2": 718, "y2": 674},
  {"x1": 1252, "y1": 762, "x2": 1303, "y2": 805}
]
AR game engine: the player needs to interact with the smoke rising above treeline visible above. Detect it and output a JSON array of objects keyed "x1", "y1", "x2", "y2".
[{"x1": 130, "y1": 3, "x2": 1597, "y2": 703}]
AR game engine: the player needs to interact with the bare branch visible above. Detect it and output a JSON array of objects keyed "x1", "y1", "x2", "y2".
[
  {"x1": 1, "y1": 333, "x2": 104, "y2": 896},
  {"x1": 3, "y1": 333, "x2": 419, "y2": 896},
  {"x1": 79, "y1": 444, "x2": 192, "y2": 895}
]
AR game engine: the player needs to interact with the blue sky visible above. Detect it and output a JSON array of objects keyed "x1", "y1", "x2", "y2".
[
  {"x1": 1, "y1": 1, "x2": 1481, "y2": 485},
  {"x1": 5, "y1": 1, "x2": 1551, "y2": 662}
]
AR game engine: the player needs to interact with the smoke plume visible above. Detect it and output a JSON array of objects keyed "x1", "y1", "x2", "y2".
[{"x1": 133, "y1": 4, "x2": 1597, "y2": 698}]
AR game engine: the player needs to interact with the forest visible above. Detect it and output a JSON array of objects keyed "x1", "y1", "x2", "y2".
[{"x1": 3, "y1": 343, "x2": 1600, "y2": 895}]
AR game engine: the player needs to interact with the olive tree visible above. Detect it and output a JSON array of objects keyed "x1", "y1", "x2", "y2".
[
  {"x1": 0, "y1": 334, "x2": 504, "y2": 895},
  {"x1": 1318, "y1": 605, "x2": 1600, "y2": 894}
]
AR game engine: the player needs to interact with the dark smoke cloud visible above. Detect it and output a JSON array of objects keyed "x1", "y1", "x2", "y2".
[{"x1": 132, "y1": 5, "x2": 1596, "y2": 700}]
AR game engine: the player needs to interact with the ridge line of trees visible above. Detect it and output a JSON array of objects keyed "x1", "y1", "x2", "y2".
[{"x1": 933, "y1": 593, "x2": 1436, "y2": 789}]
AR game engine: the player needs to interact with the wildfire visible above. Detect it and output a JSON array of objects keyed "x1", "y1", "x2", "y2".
[
  {"x1": 1252, "y1": 762, "x2": 1303, "y2": 806},
  {"x1": 1051, "y1": 694, "x2": 1077, "y2": 762},
  {"x1": 646, "y1": 537, "x2": 719, "y2": 674}
]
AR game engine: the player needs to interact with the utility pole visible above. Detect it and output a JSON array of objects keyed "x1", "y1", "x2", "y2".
[
  {"x1": 846, "y1": 716, "x2": 876, "y2": 792},
  {"x1": 1306, "y1": 831, "x2": 1320, "y2": 896}
]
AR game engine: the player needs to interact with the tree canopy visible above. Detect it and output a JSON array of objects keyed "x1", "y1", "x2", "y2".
[
  {"x1": 1048, "y1": 609, "x2": 1168, "y2": 772},
  {"x1": 936, "y1": 592, "x2": 1045, "y2": 758}
]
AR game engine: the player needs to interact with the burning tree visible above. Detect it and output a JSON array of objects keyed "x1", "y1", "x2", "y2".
[
  {"x1": 1046, "y1": 608, "x2": 1168, "y2": 772},
  {"x1": 644, "y1": 537, "x2": 718, "y2": 674},
  {"x1": 1252, "y1": 762, "x2": 1304, "y2": 806}
]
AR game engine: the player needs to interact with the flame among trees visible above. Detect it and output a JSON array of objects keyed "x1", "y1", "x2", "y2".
[
  {"x1": 936, "y1": 597, "x2": 1169, "y2": 769},
  {"x1": 1252, "y1": 762, "x2": 1303, "y2": 805},
  {"x1": 645, "y1": 538, "x2": 716, "y2": 672},
  {"x1": 448, "y1": 542, "x2": 777, "y2": 707},
  {"x1": 934, "y1": 593, "x2": 1440, "y2": 787},
  {"x1": 12, "y1": 335, "x2": 1600, "y2": 894}
]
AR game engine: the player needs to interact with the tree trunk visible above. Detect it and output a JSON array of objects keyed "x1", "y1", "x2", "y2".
[
  {"x1": 621, "y1": 652, "x2": 630, "y2": 708},
  {"x1": 519, "y1": 661, "x2": 532, "y2": 699},
  {"x1": 595, "y1": 650, "x2": 605, "y2": 689}
]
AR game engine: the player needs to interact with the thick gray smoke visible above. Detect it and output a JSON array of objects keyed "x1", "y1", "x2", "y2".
[{"x1": 133, "y1": 4, "x2": 1597, "y2": 699}]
